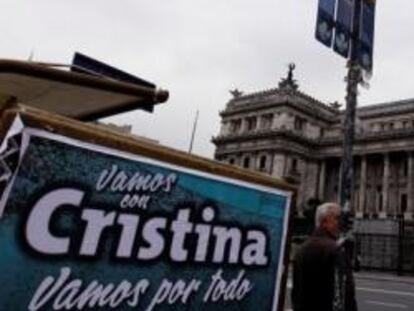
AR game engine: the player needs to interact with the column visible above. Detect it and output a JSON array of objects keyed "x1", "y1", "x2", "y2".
[
  {"x1": 407, "y1": 152, "x2": 414, "y2": 220},
  {"x1": 257, "y1": 115, "x2": 264, "y2": 131},
  {"x1": 241, "y1": 118, "x2": 248, "y2": 133},
  {"x1": 236, "y1": 153, "x2": 243, "y2": 167},
  {"x1": 283, "y1": 155, "x2": 289, "y2": 177},
  {"x1": 318, "y1": 160, "x2": 326, "y2": 200},
  {"x1": 297, "y1": 160, "x2": 306, "y2": 217},
  {"x1": 271, "y1": 154, "x2": 285, "y2": 178},
  {"x1": 219, "y1": 121, "x2": 229, "y2": 136},
  {"x1": 271, "y1": 113, "x2": 280, "y2": 129},
  {"x1": 338, "y1": 160, "x2": 343, "y2": 203},
  {"x1": 381, "y1": 153, "x2": 390, "y2": 218},
  {"x1": 255, "y1": 153, "x2": 261, "y2": 171},
  {"x1": 358, "y1": 155, "x2": 367, "y2": 218}
]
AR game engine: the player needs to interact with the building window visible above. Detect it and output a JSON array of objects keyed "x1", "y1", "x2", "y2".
[
  {"x1": 401, "y1": 194, "x2": 408, "y2": 214},
  {"x1": 294, "y1": 116, "x2": 306, "y2": 132},
  {"x1": 389, "y1": 122, "x2": 394, "y2": 130},
  {"x1": 259, "y1": 155, "x2": 267, "y2": 170},
  {"x1": 403, "y1": 158, "x2": 408, "y2": 177},
  {"x1": 246, "y1": 117, "x2": 257, "y2": 131},
  {"x1": 291, "y1": 158, "x2": 298, "y2": 172},
  {"x1": 376, "y1": 186, "x2": 383, "y2": 213},
  {"x1": 320, "y1": 128, "x2": 325, "y2": 137},
  {"x1": 229, "y1": 119, "x2": 241, "y2": 134},
  {"x1": 229, "y1": 158, "x2": 235, "y2": 165},
  {"x1": 403, "y1": 121, "x2": 409, "y2": 129},
  {"x1": 261, "y1": 114, "x2": 274, "y2": 130},
  {"x1": 243, "y1": 157, "x2": 250, "y2": 168}
]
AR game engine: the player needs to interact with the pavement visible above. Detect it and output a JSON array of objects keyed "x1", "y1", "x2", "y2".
[
  {"x1": 355, "y1": 273, "x2": 414, "y2": 310},
  {"x1": 355, "y1": 271, "x2": 414, "y2": 284},
  {"x1": 285, "y1": 270, "x2": 414, "y2": 311}
]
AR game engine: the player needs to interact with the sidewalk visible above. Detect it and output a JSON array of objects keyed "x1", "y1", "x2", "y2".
[
  {"x1": 355, "y1": 271, "x2": 414, "y2": 284},
  {"x1": 288, "y1": 263, "x2": 414, "y2": 284}
]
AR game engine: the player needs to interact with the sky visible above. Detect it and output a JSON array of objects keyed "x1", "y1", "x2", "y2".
[{"x1": 0, "y1": 1, "x2": 412, "y2": 158}]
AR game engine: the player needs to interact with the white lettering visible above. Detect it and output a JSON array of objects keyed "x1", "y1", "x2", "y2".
[
  {"x1": 96, "y1": 165, "x2": 118, "y2": 191},
  {"x1": 29, "y1": 267, "x2": 149, "y2": 311},
  {"x1": 116, "y1": 214, "x2": 140, "y2": 257},
  {"x1": 170, "y1": 209, "x2": 193, "y2": 262},
  {"x1": 26, "y1": 189, "x2": 84, "y2": 255},
  {"x1": 29, "y1": 267, "x2": 72, "y2": 311},
  {"x1": 80, "y1": 209, "x2": 116, "y2": 256},
  {"x1": 212, "y1": 227, "x2": 242, "y2": 264},
  {"x1": 138, "y1": 218, "x2": 167, "y2": 260},
  {"x1": 203, "y1": 269, "x2": 252, "y2": 302},
  {"x1": 242, "y1": 231, "x2": 268, "y2": 265},
  {"x1": 146, "y1": 279, "x2": 200, "y2": 311}
]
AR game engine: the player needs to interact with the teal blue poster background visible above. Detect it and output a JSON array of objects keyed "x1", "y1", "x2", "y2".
[{"x1": 0, "y1": 131, "x2": 290, "y2": 311}]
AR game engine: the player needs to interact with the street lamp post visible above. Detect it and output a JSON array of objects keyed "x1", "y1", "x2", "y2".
[
  {"x1": 315, "y1": 1, "x2": 376, "y2": 309},
  {"x1": 316, "y1": 0, "x2": 376, "y2": 215},
  {"x1": 339, "y1": 0, "x2": 363, "y2": 213}
]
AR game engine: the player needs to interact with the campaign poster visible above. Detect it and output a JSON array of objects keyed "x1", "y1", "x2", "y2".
[{"x1": 0, "y1": 118, "x2": 292, "y2": 311}]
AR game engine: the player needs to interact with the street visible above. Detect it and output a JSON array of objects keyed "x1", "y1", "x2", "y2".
[
  {"x1": 355, "y1": 274, "x2": 414, "y2": 311},
  {"x1": 285, "y1": 272, "x2": 414, "y2": 310}
]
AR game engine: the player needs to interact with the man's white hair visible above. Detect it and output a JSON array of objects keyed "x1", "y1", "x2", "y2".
[{"x1": 315, "y1": 202, "x2": 341, "y2": 228}]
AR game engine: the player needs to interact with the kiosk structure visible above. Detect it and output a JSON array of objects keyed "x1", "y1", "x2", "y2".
[{"x1": 0, "y1": 59, "x2": 295, "y2": 311}]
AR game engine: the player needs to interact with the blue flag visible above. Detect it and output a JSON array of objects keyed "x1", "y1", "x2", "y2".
[
  {"x1": 315, "y1": 0, "x2": 337, "y2": 47},
  {"x1": 357, "y1": 0, "x2": 375, "y2": 71},
  {"x1": 337, "y1": 0, "x2": 354, "y2": 33},
  {"x1": 333, "y1": 0, "x2": 354, "y2": 58}
]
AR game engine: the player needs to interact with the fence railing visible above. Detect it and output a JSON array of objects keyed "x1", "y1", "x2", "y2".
[
  {"x1": 292, "y1": 216, "x2": 414, "y2": 275},
  {"x1": 353, "y1": 221, "x2": 414, "y2": 275}
]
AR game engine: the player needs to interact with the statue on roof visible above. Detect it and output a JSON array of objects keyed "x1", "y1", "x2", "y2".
[
  {"x1": 229, "y1": 88, "x2": 243, "y2": 98},
  {"x1": 329, "y1": 101, "x2": 342, "y2": 110},
  {"x1": 279, "y1": 62, "x2": 299, "y2": 91},
  {"x1": 287, "y1": 63, "x2": 295, "y2": 81}
]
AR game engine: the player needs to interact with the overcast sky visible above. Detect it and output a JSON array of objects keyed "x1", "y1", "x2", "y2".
[{"x1": 0, "y1": 1, "x2": 412, "y2": 157}]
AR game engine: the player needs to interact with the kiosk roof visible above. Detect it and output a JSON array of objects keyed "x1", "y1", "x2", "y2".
[{"x1": 0, "y1": 59, "x2": 168, "y2": 120}]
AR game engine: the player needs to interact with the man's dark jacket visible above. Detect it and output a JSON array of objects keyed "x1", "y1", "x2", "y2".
[{"x1": 291, "y1": 228, "x2": 357, "y2": 311}]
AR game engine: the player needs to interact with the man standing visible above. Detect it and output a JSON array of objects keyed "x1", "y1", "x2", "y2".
[{"x1": 292, "y1": 202, "x2": 357, "y2": 311}]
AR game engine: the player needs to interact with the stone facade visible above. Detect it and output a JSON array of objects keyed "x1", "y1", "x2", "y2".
[{"x1": 212, "y1": 73, "x2": 414, "y2": 220}]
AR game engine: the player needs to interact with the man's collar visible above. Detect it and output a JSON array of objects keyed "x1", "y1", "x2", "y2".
[{"x1": 312, "y1": 227, "x2": 337, "y2": 240}]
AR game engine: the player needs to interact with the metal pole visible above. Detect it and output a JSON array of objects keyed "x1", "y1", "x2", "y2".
[
  {"x1": 188, "y1": 110, "x2": 199, "y2": 154},
  {"x1": 338, "y1": 4, "x2": 364, "y2": 310},
  {"x1": 339, "y1": 62, "x2": 361, "y2": 209},
  {"x1": 397, "y1": 214, "x2": 404, "y2": 276},
  {"x1": 339, "y1": 0, "x2": 363, "y2": 211}
]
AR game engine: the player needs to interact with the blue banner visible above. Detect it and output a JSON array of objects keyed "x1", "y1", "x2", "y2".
[
  {"x1": 0, "y1": 126, "x2": 291, "y2": 311},
  {"x1": 358, "y1": 0, "x2": 375, "y2": 71},
  {"x1": 319, "y1": 0, "x2": 336, "y2": 13},
  {"x1": 315, "y1": 0, "x2": 376, "y2": 71},
  {"x1": 333, "y1": 0, "x2": 354, "y2": 58},
  {"x1": 333, "y1": 25, "x2": 351, "y2": 58},
  {"x1": 315, "y1": 0, "x2": 337, "y2": 47},
  {"x1": 336, "y1": 0, "x2": 354, "y2": 33}
]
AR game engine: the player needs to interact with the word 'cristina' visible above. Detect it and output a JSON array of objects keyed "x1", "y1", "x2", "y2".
[{"x1": 24, "y1": 188, "x2": 269, "y2": 266}]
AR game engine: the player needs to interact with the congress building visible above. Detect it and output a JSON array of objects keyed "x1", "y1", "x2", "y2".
[{"x1": 212, "y1": 67, "x2": 414, "y2": 221}]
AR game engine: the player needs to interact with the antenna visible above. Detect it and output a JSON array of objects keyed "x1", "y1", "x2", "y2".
[
  {"x1": 28, "y1": 49, "x2": 34, "y2": 61},
  {"x1": 188, "y1": 110, "x2": 199, "y2": 154}
]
